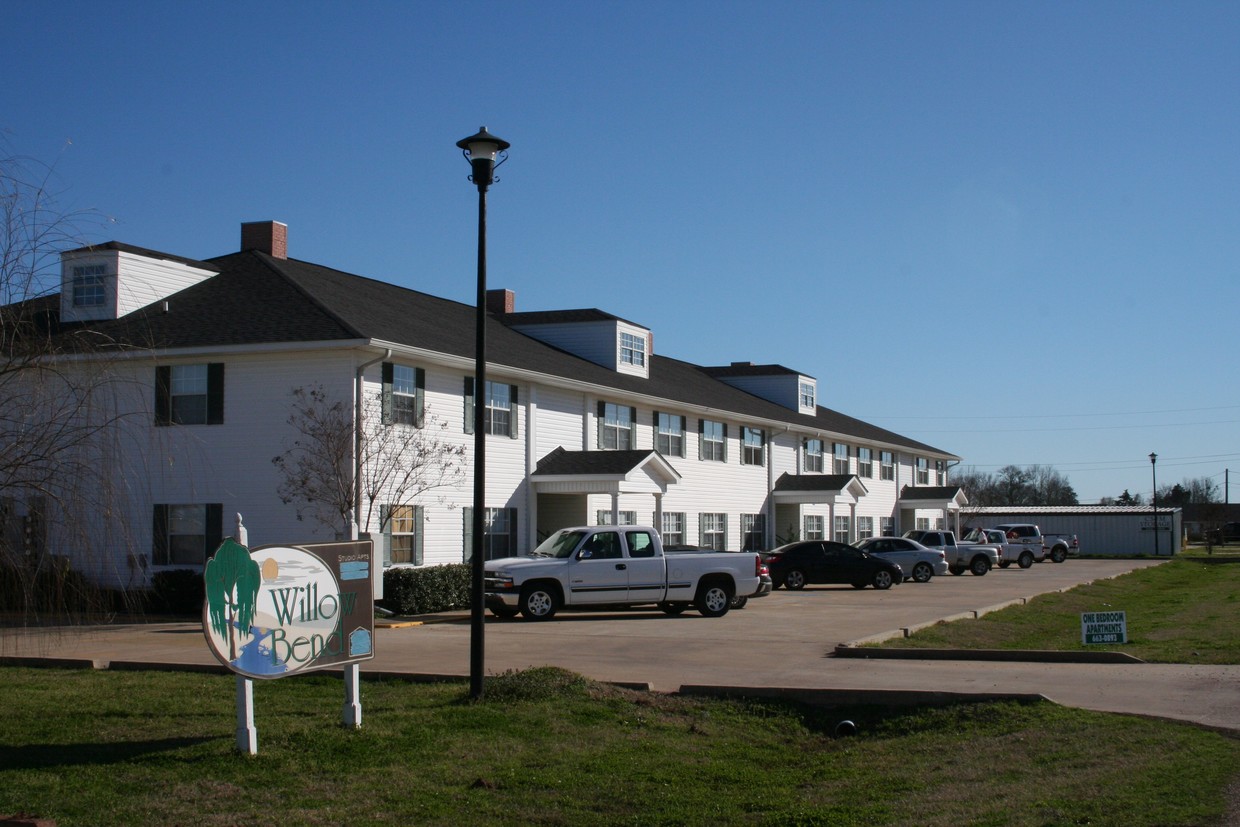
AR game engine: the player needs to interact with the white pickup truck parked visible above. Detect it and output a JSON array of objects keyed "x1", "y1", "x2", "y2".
[
  {"x1": 901, "y1": 529, "x2": 997, "y2": 576},
  {"x1": 484, "y1": 526, "x2": 768, "y2": 620},
  {"x1": 992, "y1": 523, "x2": 1076, "y2": 564},
  {"x1": 960, "y1": 528, "x2": 1041, "y2": 569}
]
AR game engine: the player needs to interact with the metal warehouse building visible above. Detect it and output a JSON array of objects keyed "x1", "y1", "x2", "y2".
[{"x1": 956, "y1": 506, "x2": 1183, "y2": 557}]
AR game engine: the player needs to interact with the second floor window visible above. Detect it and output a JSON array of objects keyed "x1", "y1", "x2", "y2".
[
  {"x1": 833, "y1": 443, "x2": 850, "y2": 474},
  {"x1": 598, "y1": 401, "x2": 636, "y2": 450},
  {"x1": 384, "y1": 363, "x2": 424, "y2": 427},
  {"x1": 858, "y1": 447, "x2": 873, "y2": 478},
  {"x1": 700, "y1": 419, "x2": 726, "y2": 462},
  {"x1": 156, "y1": 363, "x2": 224, "y2": 426},
  {"x1": 804, "y1": 439, "x2": 824, "y2": 472},
  {"x1": 916, "y1": 457, "x2": 929, "y2": 485},
  {"x1": 464, "y1": 378, "x2": 518, "y2": 437},
  {"x1": 881, "y1": 451, "x2": 895, "y2": 481},
  {"x1": 655, "y1": 412, "x2": 686, "y2": 457},
  {"x1": 936, "y1": 460, "x2": 946, "y2": 485},
  {"x1": 742, "y1": 427, "x2": 765, "y2": 466}
]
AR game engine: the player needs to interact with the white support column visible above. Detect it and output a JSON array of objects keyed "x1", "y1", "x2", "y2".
[
  {"x1": 610, "y1": 492, "x2": 619, "y2": 525},
  {"x1": 342, "y1": 663, "x2": 362, "y2": 729},
  {"x1": 235, "y1": 675, "x2": 257, "y2": 755},
  {"x1": 653, "y1": 492, "x2": 663, "y2": 534}
]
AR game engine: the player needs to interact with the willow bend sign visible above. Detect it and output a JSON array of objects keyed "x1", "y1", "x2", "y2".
[{"x1": 203, "y1": 539, "x2": 375, "y2": 680}]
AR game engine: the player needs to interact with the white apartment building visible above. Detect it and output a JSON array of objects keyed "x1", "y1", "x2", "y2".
[{"x1": 4, "y1": 221, "x2": 963, "y2": 589}]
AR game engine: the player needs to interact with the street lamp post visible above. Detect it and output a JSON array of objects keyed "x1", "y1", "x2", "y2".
[
  {"x1": 1149, "y1": 452, "x2": 1159, "y2": 556},
  {"x1": 458, "y1": 126, "x2": 510, "y2": 701}
]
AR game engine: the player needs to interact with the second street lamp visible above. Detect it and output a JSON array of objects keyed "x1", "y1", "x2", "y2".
[
  {"x1": 457, "y1": 127, "x2": 510, "y2": 701},
  {"x1": 1150, "y1": 452, "x2": 1159, "y2": 557}
]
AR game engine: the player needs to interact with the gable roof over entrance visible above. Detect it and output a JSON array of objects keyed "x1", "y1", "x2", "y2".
[
  {"x1": 531, "y1": 448, "x2": 681, "y2": 495},
  {"x1": 772, "y1": 473, "x2": 869, "y2": 503}
]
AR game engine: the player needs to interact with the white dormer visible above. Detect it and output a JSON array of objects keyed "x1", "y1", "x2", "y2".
[
  {"x1": 504, "y1": 309, "x2": 652, "y2": 379},
  {"x1": 60, "y1": 243, "x2": 218, "y2": 323},
  {"x1": 703, "y1": 363, "x2": 818, "y2": 414}
]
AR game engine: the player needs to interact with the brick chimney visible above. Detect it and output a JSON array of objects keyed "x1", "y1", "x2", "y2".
[
  {"x1": 241, "y1": 221, "x2": 288, "y2": 259},
  {"x1": 486, "y1": 288, "x2": 515, "y2": 315}
]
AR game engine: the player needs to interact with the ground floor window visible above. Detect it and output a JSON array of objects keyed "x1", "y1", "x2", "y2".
[
  {"x1": 834, "y1": 516, "x2": 850, "y2": 544},
  {"x1": 881, "y1": 517, "x2": 895, "y2": 536},
  {"x1": 597, "y1": 510, "x2": 637, "y2": 526},
  {"x1": 915, "y1": 517, "x2": 930, "y2": 531},
  {"x1": 384, "y1": 504, "x2": 423, "y2": 565},
  {"x1": 804, "y1": 515, "x2": 824, "y2": 541},
  {"x1": 153, "y1": 503, "x2": 222, "y2": 566},
  {"x1": 662, "y1": 512, "x2": 685, "y2": 546},
  {"x1": 741, "y1": 513, "x2": 766, "y2": 551},
  {"x1": 463, "y1": 507, "x2": 518, "y2": 561},
  {"x1": 700, "y1": 513, "x2": 726, "y2": 550},
  {"x1": 857, "y1": 516, "x2": 874, "y2": 540}
]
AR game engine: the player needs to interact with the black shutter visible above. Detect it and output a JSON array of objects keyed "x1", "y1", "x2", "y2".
[
  {"x1": 205, "y1": 503, "x2": 224, "y2": 559},
  {"x1": 508, "y1": 385, "x2": 518, "y2": 438},
  {"x1": 722, "y1": 424, "x2": 728, "y2": 462},
  {"x1": 206, "y1": 364, "x2": 225, "y2": 424},
  {"x1": 698, "y1": 418, "x2": 705, "y2": 460},
  {"x1": 462, "y1": 507, "x2": 473, "y2": 562},
  {"x1": 415, "y1": 368, "x2": 426, "y2": 428},
  {"x1": 463, "y1": 377, "x2": 475, "y2": 434},
  {"x1": 382, "y1": 362, "x2": 394, "y2": 425},
  {"x1": 597, "y1": 400, "x2": 606, "y2": 448},
  {"x1": 414, "y1": 506, "x2": 424, "y2": 565},
  {"x1": 152, "y1": 504, "x2": 169, "y2": 564},
  {"x1": 154, "y1": 366, "x2": 171, "y2": 425},
  {"x1": 381, "y1": 505, "x2": 392, "y2": 567},
  {"x1": 507, "y1": 507, "x2": 518, "y2": 557},
  {"x1": 629, "y1": 406, "x2": 637, "y2": 448}
]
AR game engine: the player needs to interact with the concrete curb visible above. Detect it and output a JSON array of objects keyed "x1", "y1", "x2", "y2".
[{"x1": 832, "y1": 645, "x2": 1146, "y2": 664}]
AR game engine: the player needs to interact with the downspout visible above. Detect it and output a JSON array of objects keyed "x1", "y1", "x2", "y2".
[{"x1": 354, "y1": 348, "x2": 392, "y2": 538}]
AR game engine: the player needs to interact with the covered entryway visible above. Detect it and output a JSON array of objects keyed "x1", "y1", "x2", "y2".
[
  {"x1": 772, "y1": 473, "x2": 869, "y2": 545},
  {"x1": 529, "y1": 447, "x2": 681, "y2": 545},
  {"x1": 897, "y1": 485, "x2": 968, "y2": 535}
]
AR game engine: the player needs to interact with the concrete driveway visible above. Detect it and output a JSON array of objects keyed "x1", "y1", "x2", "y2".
[{"x1": 4, "y1": 558, "x2": 1238, "y2": 732}]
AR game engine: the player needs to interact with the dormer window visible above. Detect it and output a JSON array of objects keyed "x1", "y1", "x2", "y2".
[
  {"x1": 72, "y1": 264, "x2": 106, "y2": 307},
  {"x1": 620, "y1": 332, "x2": 646, "y2": 368},
  {"x1": 800, "y1": 382, "x2": 815, "y2": 410}
]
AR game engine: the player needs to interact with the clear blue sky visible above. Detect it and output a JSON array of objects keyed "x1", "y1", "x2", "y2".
[{"x1": 6, "y1": 1, "x2": 1238, "y2": 503}]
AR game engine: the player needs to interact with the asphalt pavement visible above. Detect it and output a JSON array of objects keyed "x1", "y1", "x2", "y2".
[{"x1": 3, "y1": 558, "x2": 1237, "y2": 733}]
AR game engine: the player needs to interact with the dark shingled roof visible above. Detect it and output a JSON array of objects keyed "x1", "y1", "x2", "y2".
[
  {"x1": 774, "y1": 474, "x2": 858, "y2": 492},
  {"x1": 899, "y1": 486, "x2": 965, "y2": 500},
  {"x1": 701, "y1": 363, "x2": 802, "y2": 378},
  {"x1": 40, "y1": 247, "x2": 956, "y2": 458},
  {"x1": 534, "y1": 448, "x2": 662, "y2": 476},
  {"x1": 503, "y1": 308, "x2": 646, "y2": 329}
]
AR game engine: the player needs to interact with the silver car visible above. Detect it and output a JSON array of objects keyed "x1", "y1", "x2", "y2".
[{"x1": 851, "y1": 537, "x2": 949, "y2": 583}]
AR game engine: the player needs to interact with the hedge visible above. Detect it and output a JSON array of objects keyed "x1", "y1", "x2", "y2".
[{"x1": 381, "y1": 563, "x2": 471, "y2": 615}]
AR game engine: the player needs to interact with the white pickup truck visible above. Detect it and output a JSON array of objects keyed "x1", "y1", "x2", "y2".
[
  {"x1": 484, "y1": 526, "x2": 768, "y2": 620},
  {"x1": 992, "y1": 523, "x2": 1076, "y2": 564},
  {"x1": 960, "y1": 528, "x2": 1041, "y2": 569},
  {"x1": 901, "y1": 529, "x2": 997, "y2": 576}
]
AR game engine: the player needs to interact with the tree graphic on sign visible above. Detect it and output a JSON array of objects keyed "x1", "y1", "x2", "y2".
[{"x1": 205, "y1": 539, "x2": 261, "y2": 663}]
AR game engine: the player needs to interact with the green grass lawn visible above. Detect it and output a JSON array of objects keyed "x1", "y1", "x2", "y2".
[
  {"x1": 875, "y1": 558, "x2": 1240, "y2": 663},
  {"x1": 1, "y1": 666, "x2": 1237, "y2": 826}
]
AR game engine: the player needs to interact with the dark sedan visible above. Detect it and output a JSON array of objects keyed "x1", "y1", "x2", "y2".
[{"x1": 764, "y1": 540, "x2": 902, "y2": 590}]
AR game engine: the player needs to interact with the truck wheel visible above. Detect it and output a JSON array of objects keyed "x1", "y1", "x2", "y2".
[
  {"x1": 969, "y1": 556, "x2": 991, "y2": 576},
  {"x1": 1018, "y1": 551, "x2": 1034, "y2": 569},
  {"x1": 783, "y1": 569, "x2": 807, "y2": 590},
  {"x1": 872, "y1": 570, "x2": 894, "y2": 590},
  {"x1": 1051, "y1": 547, "x2": 1067, "y2": 564},
  {"x1": 658, "y1": 602, "x2": 688, "y2": 615},
  {"x1": 911, "y1": 562, "x2": 933, "y2": 583},
  {"x1": 695, "y1": 581, "x2": 733, "y2": 618},
  {"x1": 730, "y1": 595, "x2": 749, "y2": 609},
  {"x1": 490, "y1": 605, "x2": 519, "y2": 620},
  {"x1": 519, "y1": 583, "x2": 559, "y2": 621},
  {"x1": 949, "y1": 567, "x2": 963, "y2": 576}
]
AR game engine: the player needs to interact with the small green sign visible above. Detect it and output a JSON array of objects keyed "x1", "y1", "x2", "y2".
[{"x1": 1081, "y1": 610, "x2": 1127, "y2": 645}]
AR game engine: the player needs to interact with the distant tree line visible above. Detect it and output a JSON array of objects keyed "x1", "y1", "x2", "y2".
[
  {"x1": 951, "y1": 465, "x2": 1078, "y2": 507},
  {"x1": 1101, "y1": 476, "x2": 1220, "y2": 507}
]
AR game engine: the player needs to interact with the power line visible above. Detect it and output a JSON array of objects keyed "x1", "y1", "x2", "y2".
[{"x1": 863, "y1": 404, "x2": 1240, "y2": 421}]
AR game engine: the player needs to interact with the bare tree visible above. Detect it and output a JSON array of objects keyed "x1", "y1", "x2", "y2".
[
  {"x1": 953, "y1": 464, "x2": 1077, "y2": 506},
  {"x1": 272, "y1": 384, "x2": 467, "y2": 539},
  {"x1": 1, "y1": 144, "x2": 140, "y2": 624}
]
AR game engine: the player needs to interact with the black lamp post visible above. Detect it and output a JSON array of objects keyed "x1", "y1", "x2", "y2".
[
  {"x1": 1149, "y1": 452, "x2": 1159, "y2": 556},
  {"x1": 457, "y1": 126, "x2": 510, "y2": 701}
]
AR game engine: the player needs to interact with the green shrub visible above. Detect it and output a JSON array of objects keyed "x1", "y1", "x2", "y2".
[
  {"x1": 0, "y1": 556, "x2": 100, "y2": 617},
  {"x1": 147, "y1": 569, "x2": 205, "y2": 615},
  {"x1": 381, "y1": 563, "x2": 471, "y2": 615}
]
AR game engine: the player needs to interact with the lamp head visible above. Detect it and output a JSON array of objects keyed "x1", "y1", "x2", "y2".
[
  {"x1": 457, "y1": 127, "x2": 511, "y2": 190},
  {"x1": 1149, "y1": 453, "x2": 1157, "y2": 464}
]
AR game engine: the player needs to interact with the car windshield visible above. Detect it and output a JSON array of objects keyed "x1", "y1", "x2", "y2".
[
  {"x1": 848, "y1": 539, "x2": 869, "y2": 549},
  {"x1": 530, "y1": 529, "x2": 587, "y2": 559},
  {"x1": 961, "y1": 529, "x2": 984, "y2": 542}
]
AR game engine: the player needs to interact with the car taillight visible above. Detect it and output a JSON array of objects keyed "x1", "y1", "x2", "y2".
[{"x1": 755, "y1": 555, "x2": 767, "y2": 576}]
